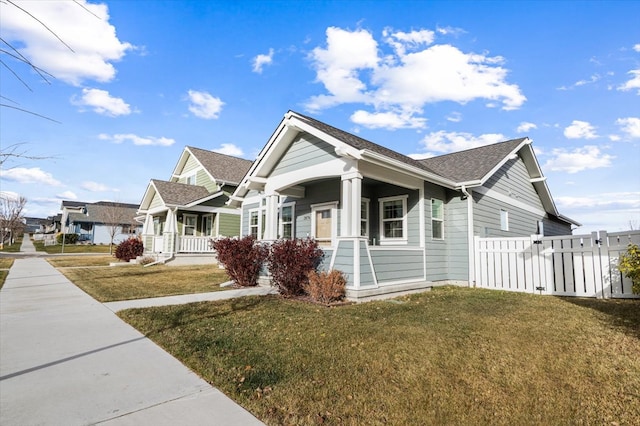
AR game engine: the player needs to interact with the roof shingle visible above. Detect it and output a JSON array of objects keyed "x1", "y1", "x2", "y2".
[
  {"x1": 186, "y1": 147, "x2": 252, "y2": 185},
  {"x1": 152, "y1": 179, "x2": 210, "y2": 206}
]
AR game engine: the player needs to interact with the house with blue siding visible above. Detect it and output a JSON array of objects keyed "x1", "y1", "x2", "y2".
[
  {"x1": 229, "y1": 111, "x2": 579, "y2": 301},
  {"x1": 138, "y1": 146, "x2": 252, "y2": 262}
]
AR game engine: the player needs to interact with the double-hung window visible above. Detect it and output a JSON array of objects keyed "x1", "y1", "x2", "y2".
[
  {"x1": 379, "y1": 195, "x2": 407, "y2": 243},
  {"x1": 279, "y1": 203, "x2": 295, "y2": 239},
  {"x1": 361, "y1": 198, "x2": 370, "y2": 237},
  {"x1": 431, "y1": 199, "x2": 444, "y2": 240},
  {"x1": 183, "y1": 214, "x2": 197, "y2": 236},
  {"x1": 249, "y1": 209, "x2": 260, "y2": 239}
]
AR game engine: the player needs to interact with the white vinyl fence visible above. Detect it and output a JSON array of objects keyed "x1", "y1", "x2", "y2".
[{"x1": 474, "y1": 230, "x2": 640, "y2": 299}]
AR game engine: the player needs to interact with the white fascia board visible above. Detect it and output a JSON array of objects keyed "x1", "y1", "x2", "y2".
[
  {"x1": 138, "y1": 182, "x2": 156, "y2": 211},
  {"x1": 476, "y1": 138, "x2": 531, "y2": 186},
  {"x1": 361, "y1": 150, "x2": 458, "y2": 189}
]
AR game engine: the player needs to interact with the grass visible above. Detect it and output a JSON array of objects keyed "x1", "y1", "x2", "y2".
[
  {"x1": 0, "y1": 258, "x2": 14, "y2": 289},
  {"x1": 33, "y1": 240, "x2": 113, "y2": 254},
  {"x1": 120, "y1": 287, "x2": 640, "y2": 425},
  {"x1": 60, "y1": 264, "x2": 231, "y2": 302},
  {"x1": 47, "y1": 255, "x2": 118, "y2": 268},
  {"x1": 0, "y1": 235, "x2": 23, "y2": 253}
]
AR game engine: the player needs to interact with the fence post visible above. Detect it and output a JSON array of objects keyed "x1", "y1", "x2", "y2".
[{"x1": 597, "y1": 230, "x2": 611, "y2": 299}]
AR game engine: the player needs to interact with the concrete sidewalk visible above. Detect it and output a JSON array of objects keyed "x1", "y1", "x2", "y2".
[{"x1": 0, "y1": 258, "x2": 264, "y2": 425}]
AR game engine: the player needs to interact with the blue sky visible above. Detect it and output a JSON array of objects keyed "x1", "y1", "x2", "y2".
[{"x1": 1, "y1": 0, "x2": 639, "y2": 233}]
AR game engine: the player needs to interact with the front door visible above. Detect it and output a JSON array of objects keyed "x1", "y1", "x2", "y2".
[{"x1": 312, "y1": 203, "x2": 336, "y2": 247}]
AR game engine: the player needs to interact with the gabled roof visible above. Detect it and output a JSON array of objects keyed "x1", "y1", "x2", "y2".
[
  {"x1": 176, "y1": 147, "x2": 252, "y2": 186},
  {"x1": 419, "y1": 138, "x2": 527, "y2": 183},
  {"x1": 294, "y1": 113, "x2": 440, "y2": 175},
  {"x1": 67, "y1": 203, "x2": 139, "y2": 225},
  {"x1": 150, "y1": 179, "x2": 210, "y2": 206}
]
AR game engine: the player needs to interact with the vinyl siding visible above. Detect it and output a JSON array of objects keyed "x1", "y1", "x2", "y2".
[
  {"x1": 196, "y1": 169, "x2": 217, "y2": 192},
  {"x1": 484, "y1": 158, "x2": 544, "y2": 210},
  {"x1": 445, "y1": 190, "x2": 469, "y2": 281},
  {"x1": 149, "y1": 192, "x2": 164, "y2": 210},
  {"x1": 218, "y1": 213, "x2": 240, "y2": 237},
  {"x1": 241, "y1": 201, "x2": 260, "y2": 236},
  {"x1": 473, "y1": 192, "x2": 542, "y2": 237},
  {"x1": 271, "y1": 134, "x2": 339, "y2": 177},
  {"x1": 358, "y1": 240, "x2": 376, "y2": 287},
  {"x1": 332, "y1": 240, "x2": 355, "y2": 287},
  {"x1": 370, "y1": 249, "x2": 424, "y2": 283}
]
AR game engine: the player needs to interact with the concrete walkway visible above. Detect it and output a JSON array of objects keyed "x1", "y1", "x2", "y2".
[{"x1": 0, "y1": 256, "x2": 265, "y2": 425}]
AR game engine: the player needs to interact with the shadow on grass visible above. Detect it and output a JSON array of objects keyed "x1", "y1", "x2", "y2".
[{"x1": 561, "y1": 296, "x2": 640, "y2": 339}]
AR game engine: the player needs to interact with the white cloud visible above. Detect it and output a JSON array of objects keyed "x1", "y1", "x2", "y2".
[
  {"x1": 99, "y1": 133, "x2": 175, "y2": 146},
  {"x1": 0, "y1": 167, "x2": 61, "y2": 185},
  {"x1": 413, "y1": 131, "x2": 506, "y2": 156},
  {"x1": 633, "y1": 44, "x2": 640, "y2": 53},
  {"x1": 564, "y1": 120, "x2": 598, "y2": 139},
  {"x1": 187, "y1": 90, "x2": 224, "y2": 119},
  {"x1": 609, "y1": 134, "x2": 621, "y2": 141},
  {"x1": 82, "y1": 181, "x2": 111, "y2": 192},
  {"x1": 446, "y1": 112, "x2": 462, "y2": 122},
  {"x1": 544, "y1": 146, "x2": 613, "y2": 173},
  {"x1": 0, "y1": 0, "x2": 133, "y2": 86},
  {"x1": 435, "y1": 26, "x2": 466, "y2": 36},
  {"x1": 616, "y1": 117, "x2": 640, "y2": 138},
  {"x1": 305, "y1": 26, "x2": 525, "y2": 128},
  {"x1": 516, "y1": 121, "x2": 537, "y2": 133},
  {"x1": 618, "y1": 70, "x2": 640, "y2": 94},
  {"x1": 252, "y1": 48, "x2": 274, "y2": 73},
  {"x1": 56, "y1": 190, "x2": 77, "y2": 200},
  {"x1": 350, "y1": 109, "x2": 427, "y2": 130},
  {"x1": 213, "y1": 144, "x2": 244, "y2": 157},
  {"x1": 73, "y1": 88, "x2": 131, "y2": 116},
  {"x1": 555, "y1": 192, "x2": 640, "y2": 210}
]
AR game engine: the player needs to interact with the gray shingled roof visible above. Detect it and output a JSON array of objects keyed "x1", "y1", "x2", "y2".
[
  {"x1": 68, "y1": 203, "x2": 138, "y2": 225},
  {"x1": 152, "y1": 179, "x2": 210, "y2": 206},
  {"x1": 187, "y1": 147, "x2": 252, "y2": 185},
  {"x1": 418, "y1": 138, "x2": 526, "y2": 183},
  {"x1": 293, "y1": 112, "x2": 440, "y2": 175},
  {"x1": 294, "y1": 112, "x2": 526, "y2": 185}
]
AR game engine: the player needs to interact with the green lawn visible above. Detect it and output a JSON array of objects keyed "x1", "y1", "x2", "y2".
[
  {"x1": 0, "y1": 235, "x2": 23, "y2": 253},
  {"x1": 33, "y1": 240, "x2": 113, "y2": 254},
  {"x1": 60, "y1": 264, "x2": 231, "y2": 302},
  {"x1": 120, "y1": 287, "x2": 640, "y2": 425},
  {"x1": 0, "y1": 258, "x2": 14, "y2": 289}
]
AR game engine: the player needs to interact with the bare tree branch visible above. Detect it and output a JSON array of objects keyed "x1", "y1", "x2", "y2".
[
  {"x1": 6, "y1": 0, "x2": 75, "y2": 53},
  {"x1": 0, "y1": 103, "x2": 61, "y2": 123},
  {"x1": 0, "y1": 193, "x2": 27, "y2": 249},
  {"x1": 0, "y1": 142, "x2": 54, "y2": 167}
]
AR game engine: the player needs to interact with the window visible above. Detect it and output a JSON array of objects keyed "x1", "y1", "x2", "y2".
[
  {"x1": 431, "y1": 198, "x2": 444, "y2": 240},
  {"x1": 379, "y1": 195, "x2": 407, "y2": 242},
  {"x1": 249, "y1": 209, "x2": 260, "y2": 239},
  {"x1": 185, "y1": 172, "x2": 196, "y2": 185},
  {"x1": 500, "y1": 209, "x2": 509, "y2": 231},
  {"x1": 153, "y1": 217, "x2": 164, "y2": 236},
  {"x1": 537, "y1": 220, "x2": 544, "y2": 236},
  {"x1": 279, "y1": 203, "x2": 294, "y2": 239},
  {"x1": 183, "y1": 214, "x2": 197, "y2": 236},
  {"x1": 361, "y1": 198, "x2": 370, "y2": 237},
  {"x1": 203, "y1": 215, "x2": 213, "y2": 236}
]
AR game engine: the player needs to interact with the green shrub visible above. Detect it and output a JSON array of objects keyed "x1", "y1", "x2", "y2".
[
  {"x1": 56, "y1": 233, "x2": 78, "y2": 245},
  {"x1": 619, "y1": 243, "x2": 640, "y2": 294},
  {"x1": 211, "y1": 236, "x2": 268, "y2": 287},
  {"x1": 115, "y1": 237, "x2": 144, "y2": 262},
  {"x1": 267, "y1": 238, "x2": 324, "y2": 297},
  {"x1": 305, "y1": 269, "x2": 347, "y2": 304}
]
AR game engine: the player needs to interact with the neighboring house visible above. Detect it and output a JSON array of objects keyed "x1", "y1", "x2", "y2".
[
  {"x1": 137, "y1": 146, "x2": 252, "y2": 259},
  {"x1": 229, "y1": 111, "x2": 580, "y2": 300},
  {"x1": 23, "y1": 217, "x2": 45, "y2": 234},
  {"x1": 61, "y1": 200, "x2": 142, "y2": 245}
]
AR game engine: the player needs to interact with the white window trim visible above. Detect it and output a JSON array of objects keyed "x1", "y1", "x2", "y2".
[
  {"x1": 311, "y1": 201, "x2": 338, "y2": 247},
  {"x1": 361, "y1": 197, "x2": 370, "y2": 238},
  {"x1": 500, "y1": 209, "x2": 509, "y2": 231},
  {"x1": 248, "y1": 208, "x2": 262, "y2": 239},
  {"x1": 182, "y1": 214, "x2": 198, "y2": 236},
  {"x1": 184, "y1": 171, "x2": 197, "y2": 185},
  {"x1": 202, "y1": 214, "x2": 214, "y2": 236},
  {"x1": 431, "y1": 198, "x2": 444, "y2": 241},
  {"x1": 279, "y1": 202, "x2": 295, "y2": 239},
  {"x1": 379, "y1": 195, "x2": 408, "y2": 245}
]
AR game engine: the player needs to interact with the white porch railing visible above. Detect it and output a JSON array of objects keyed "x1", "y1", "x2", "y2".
[
  {"x1": 152, "y1": 236, "x2": 163, "y2": 252},
  {"x1": 178, "y1": 236, "x2": 214, "y2": 253}
]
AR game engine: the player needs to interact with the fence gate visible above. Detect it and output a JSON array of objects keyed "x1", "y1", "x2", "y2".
[{"x1": 474, "y1": 230, "x2": 640, "y2": 299}]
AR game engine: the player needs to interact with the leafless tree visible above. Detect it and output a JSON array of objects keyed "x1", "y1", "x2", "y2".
[{"x1": 0, "y1": 193, "x2": 26, "y2": 249}]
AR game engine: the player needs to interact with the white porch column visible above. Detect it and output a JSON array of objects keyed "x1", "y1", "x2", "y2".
[
  {"x1": 263, "y1": 194, "x2": 279, "y2": 240},
  {"x1": 164, "y1": 208, "x2": 178, "y2": 253},
  {"x1": 142, "y1": 213, "x2": 153, "y2": 235},
  {"x1": 341, "y1": 173, "x2": 362, "y2": 237}
]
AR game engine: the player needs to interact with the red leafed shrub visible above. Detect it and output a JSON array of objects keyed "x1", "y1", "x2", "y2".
[
  {"x1": 211, "y1": 236, "x2": 268, "y2": 287},
  {"x1": 267, "y1": 238, "x2": 324, "y2": 297},
  {"x1": 305, "y1": 269, "x2": 347, "y2": 304},
  {"x1": 115, "y1": 237, "x2": 144, "y2": 262}
]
